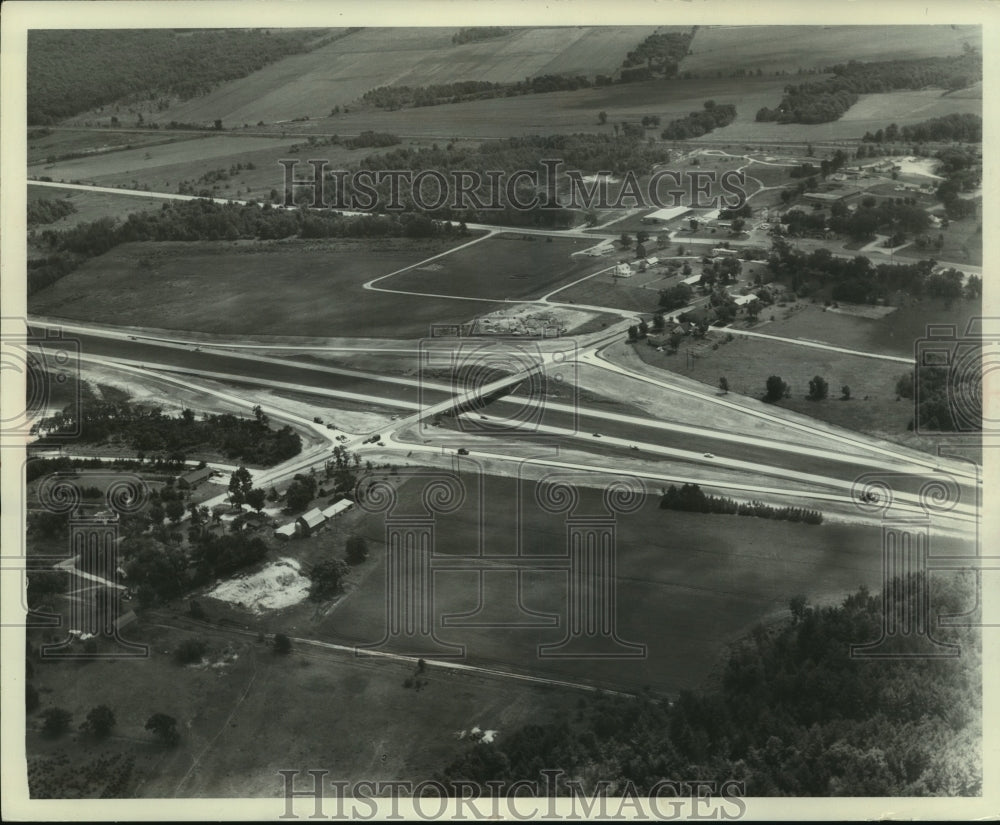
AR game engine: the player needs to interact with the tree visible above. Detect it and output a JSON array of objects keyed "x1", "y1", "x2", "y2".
[
  {"x1": 807, "y1": 375, "x2": 829, "y2": 401},
  {"x1": 285, "y1": 473, "x2": 317, "y2": 513},
  {"x1": 346, "y1": 535, "x2": 369, "y2": 565},
  {"x1": 309, "y1": 558, "x2": 349, "y2": 600},
  {"x1": 146, "y1": 713, "x2": 180, "y2": 746},
  {"x1": 627, "y1": 325, "x2": 639, "y2": 342},
  {"x1": 228, "y1": 466, "x2": 253, "y2": 508},
  {"x1": 42, "y1": 707, "x2": 72, "y2": 737},
  {"x1": 164, "y1": 498, "x2": 185, "y2": 524},
  {"x1": 841, "y1": 385, "x2": 851, "y2": 400},
  {"x1": 652, "y1": 313, "x2": 665, "y2": 333},
  {"x1": 598, "y1": 111, "x2": 608, "y2": 125},
  {"x1": 638, "y1": 319, "x2": 649, "y2": 338},
  {"x1": 730, "y1": 218, "x2": 746, "y2": 234},
  {"x1": 718, "y1": 377, "x2": 729, "y2": 394},
  {"x1": 245, "y1": 488, "x2": 266, "y2": 512},
  {"x1": 764, "y1": 375, "x2": 789, "y2": 403},
  {"x1": 789, "y1": 594, "x2": 808, "y2": 623},
  {"x1": 81, "y1": 705, "x2": 116, "y2": 739},
  {"x1": 619, "y1": 233, "x2": 632, "y2": 249},
  {"x1": 274, "y1": 633, "x2": 292, "y2": 654}
]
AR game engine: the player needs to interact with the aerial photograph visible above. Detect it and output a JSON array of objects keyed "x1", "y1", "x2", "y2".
[{"x1": 3, "y1": 3, "x2": 993, "y2": 820}]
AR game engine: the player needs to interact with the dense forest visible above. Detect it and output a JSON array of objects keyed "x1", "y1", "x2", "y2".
[
  {"x1": 438, "y1": 575, "x2": 981, "y2": 796},
  {"x1": 755, "y1": 51, "x2": 981, "y2": 125},
  {"x1": 660, "y1": 101, "x2": 736, "y2": 140},
  {"x1": 27, "y1": 29, "x2": 333, "y2": 124},
  {"x1": 862, "y1": 113, "x2": 982, "y2": 144},
  {"x1": 618, "y1": 29, "x2": 696, "y2": 81},
  {"x1": 33, "y1": 398, "x2": 302, "y2": 466},
  {"x1": 26, "y1": 197, "x2": 77, "y2": 226},
  {"x1": 27, "y1": 199, "x2": 465, "y2": 295},
  {"x1": 896, "y1": 360, "x2": 981, "y2": 433}
]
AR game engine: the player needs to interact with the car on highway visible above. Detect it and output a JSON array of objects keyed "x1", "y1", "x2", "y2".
[
  {"x1": 457, "y1": 448, "x2": 470, "y2": 455},
  {"x1": 592, "y1": 433, "x2": 602, "y2": 438},
  {"x1": 630, "y1": 445, "x2": 639, "y2": 451},
  {"x1": 703, "y1": 453, "x2": 715, "y2": 458}
]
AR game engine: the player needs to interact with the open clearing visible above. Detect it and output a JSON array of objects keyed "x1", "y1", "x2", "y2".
[
  {"x1": 28, "y1": 238, "x2": 508, "y2": 339},
  {"x1": 132, "y1": 27, "x2": 664, "y2": 127},
  {"x1": 680, "y1": 25, "x2": 981, "y2": 76}
]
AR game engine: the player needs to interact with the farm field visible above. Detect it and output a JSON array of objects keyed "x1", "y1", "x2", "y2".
[
  {"x1": 25, "y1": 615, "x2": 571, "y2": 797},
  {"x1": 28, "y1": 238, "x2": 507, "y2": 339},
  {"x1": 131, "y1": 27, "x2": 665, "y2": 128},
  {"x1": 378, "y1": 234, "x2": 595, "y2": 301},
  {"x1": 28, "y1": 129, "x2": 205, "y2": 165},
  {"x1": 309, "y1": 474, "x2": 975, "y2": 694},
  {"x1": 679, "y1": 25, "x2": 981, "y2": 76}
]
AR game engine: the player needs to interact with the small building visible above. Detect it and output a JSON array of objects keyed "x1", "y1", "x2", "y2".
[
  {"x1": 296, "y1": 508, "x2": 326, "y2": 536},
  {"x1": 644, "y1": 257, "x2": 659, "y2": 267},
  {"x1": 711, "y1": 247, "x2": 738, "y2": 257},
  {"x1": 732, "y1": 293, "x2": 759, "y2": 306},
  {"x1": 321, "y1": 499, "x2": 353, "y2": 520},
  {"x1": 642, "y1": 206, "x2": 691, "y2": 224},
  {"x1": 587, "y1": 242, "x2": 614, "y2": 256},
  {"x1": 178, "y1": 466, "x2": 213, "y2": 489},
  {"x1": 614, "y1": 262, "x2": 633, "y2": 278},
  {"x1": 803, "y1": 190, "x2": 861, "y2": 205},
  {"x1": 681, "y1": 273, "x2": 702, "y2": 286},
  {"x1": 274, "y1": 522, "x2": 298, "y2": 540}
]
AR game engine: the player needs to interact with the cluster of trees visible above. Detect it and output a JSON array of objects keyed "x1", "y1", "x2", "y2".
[
  {"x1": 33, "y1": 400, "x2": 301, "y2": 466},
  {"x1": 176, "y1": 160, "x2": 257, "y2": 195},
  {"x1": 660, "y1": 100, "x2": 736, "y2": 140},
  {"x1": 896, "y1": 360, "x2": 980, "y2": 433},
  {"x1": 862, "y1": 113, "x2": 981, "y2": 144},
  {"x1": 28, "y1": 199, "x2": 464, "y2": 294},
  {"x1": 27, "y1": 197, "x2": 77, "y2": 226},
  {"x1": 343, "y1": 130, "x2": 401, "y2": 150},
  {"x1": 660, "y1": 483, "x2": 823, "y2": 524},
  {"x1": 439, "y1": 577, "x2": 979, "y2": 795},
  {"x1": 755, "y1": 51, "x2": 981, "y2": 125},
  {"x1": 28, "y1": 29, "x2": 324, "y2": 124},
  {"x1": 451, "y1": 27, "x2": 512, "y2": 44},
  {"x1": 765, "y1": 239, "x2": 961, "y2": 305},
  {"x1": 619, "y1": 29, "x2": 695, "y2": 79},
  {"x1": 934, "y1": 147, "x2": 981, "y2": 219}
]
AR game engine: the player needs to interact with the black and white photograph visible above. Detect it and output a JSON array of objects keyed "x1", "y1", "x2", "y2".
[{"x1": 1, "y1": 1, "x2": 996, "y2": 820}]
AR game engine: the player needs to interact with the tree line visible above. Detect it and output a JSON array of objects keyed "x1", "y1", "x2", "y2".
[
  {"x1": 437, "y1": 575, "x2": 980, "y2": 796},
  {"x1": 755, "y1": 51, "x2": 981, "y2": 125},
  {"x1": 660, "y1": 482, "x2": 823, "y2": 524},
  {"x1": 33, "y1": 400, "x2": 302, "y2": 466},
  {"x1": 862, "y1": 113, "x2": 981, "y2": 144},
  {"x1": 660, "y1": 100, "x2": 737, "y2": 140},
  {"x1": 27, "y1": 197, "x2": 77, "y2": 227}
]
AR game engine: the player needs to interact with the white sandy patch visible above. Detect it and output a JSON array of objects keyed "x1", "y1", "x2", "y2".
[
  {"x1": 894, "y1": 157, "x2": 944, "y2": 180},
  {"x1": 473, "y1": 303, "x2": 597, "y2": 335},
  {"x1": 206, "y1": 557, "x2": 310, "y2": 613}
]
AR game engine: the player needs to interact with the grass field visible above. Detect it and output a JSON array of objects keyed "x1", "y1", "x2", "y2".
[
  {"x1": 680, "y1": 25, "x2": 981, "y2": 76},
  {"x1": 27, "y1": 187, "x2": 163, "y2": 231},
  {"x1": 28, "y1": 130, "x2": 206, "y2": 166},
  {"x1": 119, "y1": 27, "x2": 664, "y2": 128},
  {"x1": 28, "y1": 238, "x2": 505, "y2": 339},
  {"x1": 894, "y1": 218, "x2": 983, "y2": 268},
  {"x1": 304, "y1": 474, "x2": 975, "y2": 693},
  {"x1": 380, "y1": 234, "x2": 595, "y2": 300},
  {"x1": 758, "y1": 297, "x2": 982, "y2": 359},
  {"x1": 25, "y1": 614, "x2": 572, "y2": 797}
]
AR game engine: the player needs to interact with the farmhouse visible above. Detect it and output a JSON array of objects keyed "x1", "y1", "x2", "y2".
[
  {"x1": 296, "y1": 508, "x2": 326, "y2": 536},
  {"x1": 644, "y1": 257, "x2": 660, "y2": 267},
  {"x1": 681, "y1": 273, "x2": 702, "y2": 285},
  {"x1": 321, "y1": 499, "x2": 353, "y2": 520},
  {"x1": 614, "y1": 263, "x2": 633, "y2": 278},
  {"x1": 178, "y1": 466, "x2": 213, "y2": 488},
  {"x1": 803, "y1": 190, "x2": 862, "y2": 205}
]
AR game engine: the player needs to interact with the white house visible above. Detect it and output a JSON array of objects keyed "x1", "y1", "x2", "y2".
[
  {"x1": 296, "y1": 508, "x2": 326, "y2": 536},
  {"x1": 275, "y1": 522, "x2": 298, "y2": 540},
  {"x1": 614, "y1": 262, "x2": 633, "y2": 278}
]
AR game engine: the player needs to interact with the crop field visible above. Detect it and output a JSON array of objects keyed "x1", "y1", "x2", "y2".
[
  {"x1": 25, "y1": 616, "x2": 571, "y2": 797},
  {"x1": 28, "y1": 238, "x2": 507, "y2": 339},
  {"x1": 680, "y1": 25, "x2": 981, "y2": 76},
  {"x1": 28, "y1": 129, "x2": 206, "y2": 165},
  {"x1": 379, "y1": 234, "x2": 595, "y2": 301},
  {"x1": 138, "y1": 27, "x2": 663, "y2": 128},
  {"x1": 314, "y1": 474, "x2": 975, "y2": 694},
  {"x1": 272, "y1": 76, "x2": 793, "y2": 141}
]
